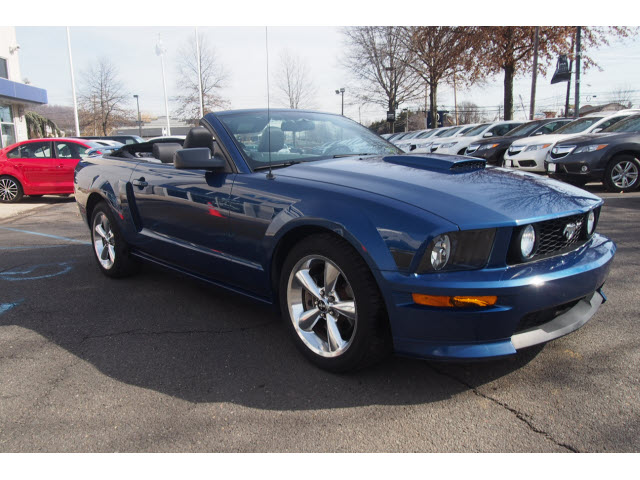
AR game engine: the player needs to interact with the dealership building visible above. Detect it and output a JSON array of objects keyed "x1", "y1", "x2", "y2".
[{"x1": 0, "y1": 27, "x2": 48, "y2": 149}]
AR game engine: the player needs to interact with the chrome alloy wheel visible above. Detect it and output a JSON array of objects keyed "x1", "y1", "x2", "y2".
[
  {"x1": 611, "y1": 160, "x2": 639, "y2": 189},
  {"x1": 92, "y1": 212, "x2": 116, "y2": 270},
  {"x1": 0, "y1": 178, "x2": 19, "y2": 202},
  {"x1": 287, "y1": 255, "x2": 357, "y2": 357}
]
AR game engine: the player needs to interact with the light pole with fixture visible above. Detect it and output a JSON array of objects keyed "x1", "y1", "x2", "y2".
[
  {"x1": 335, "y1": 88, "x2": 345, "y2": 115},
  {"x1": 133, "y1": 95, "x2": 142, "y2": 137},
  {"x1": 155, "y1": 35, "x2": 171, "y2": 136}
]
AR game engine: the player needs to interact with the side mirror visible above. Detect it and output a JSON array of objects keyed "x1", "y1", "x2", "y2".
[
  {"x1": 534, "y1": 131, "x2": 543, "y2": 135},
  {"x1": 483, "y1": 132, "x2": 493, "y2": 138},
  {"x1": 174, "y1": 148, "x2": 225, "y2": 170},
  {"x1": 592, "y1": 128, "x2": 602, "y2": 133}
]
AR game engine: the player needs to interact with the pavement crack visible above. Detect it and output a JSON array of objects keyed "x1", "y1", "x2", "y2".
[
  {"x1": 428, "y1": 364, "x2": 580, "y2": 453},
  {"x1": 80, "y1": 320, "x2": 275, "y2": 342}
]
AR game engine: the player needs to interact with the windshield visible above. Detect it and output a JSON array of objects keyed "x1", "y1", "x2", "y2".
[
  {"x1": 438, "y1": 126, "x2": 464, "y2": 138},
  {"x1": 554, "y1": 117, "x2": 603, "y2": 135},
  {"x1": 603, "y1": 115, "x2": 640, "y2": 133},
  {"x1": 415, "y1": 130, "x2": 437, "y2": 139},
  {"x1": 463, "y1": 124, "x2": 491, "y2": 136},
  {"x1": 217, "y1": 110, "x2": 401, "y2": 170},
  {"x1": 504, "y1": 121, "x2": 544, "y2": 137}
]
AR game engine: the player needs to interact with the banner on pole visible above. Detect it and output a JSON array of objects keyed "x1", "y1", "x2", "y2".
[{"x1": 551, "y1": 55, "x2": 571, "y2": 84}]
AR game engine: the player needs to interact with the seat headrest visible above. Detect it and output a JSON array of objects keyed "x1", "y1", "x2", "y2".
[
  {"x1": 258, "y1": 127, "x2": 285, "y2": 152},
  {"x1": 152, "y1": 142, "x2": 182, "y2": 163},
  {"x1": 184, "y1": 126, "x2": 214, "y2": 151}
]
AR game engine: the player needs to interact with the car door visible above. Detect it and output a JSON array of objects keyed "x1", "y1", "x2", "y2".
[
  {"x1": 6, "y1": 141, "x2": 54, "y2": 192},
  {"x1": 52, "y1": 141, "x2": 90, "y2": 193},
  {"x1": 127, "y1": 160, "x2": 237, "y2": 282}
]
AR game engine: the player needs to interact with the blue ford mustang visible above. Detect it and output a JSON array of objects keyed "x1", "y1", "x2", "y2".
[{"x1": 74, "y1": 109, "x2": 616, "y2": 372}]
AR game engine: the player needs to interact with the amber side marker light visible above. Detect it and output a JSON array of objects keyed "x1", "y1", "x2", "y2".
[{"x1": 412, "y1": 293, "x2": 498, "y2": 308}]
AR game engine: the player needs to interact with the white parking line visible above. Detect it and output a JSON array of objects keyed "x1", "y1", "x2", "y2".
[{"x1": 0, "y1": 226, "x2": 90, "y2": 245}]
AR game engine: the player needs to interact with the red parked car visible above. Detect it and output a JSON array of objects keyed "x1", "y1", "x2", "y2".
[{"x1": 0, "y1": 138, "x2": 105, "y2": 203}]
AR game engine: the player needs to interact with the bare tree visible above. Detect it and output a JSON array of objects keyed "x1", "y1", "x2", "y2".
[
  {"x1": 342, "y1": 26, "x2": 422, "y2": 131},
  {"x1": 78, "y1": 57, "x2": 132, "y2": 135},
  {"x1": 274, "y1": 49, "x2": 316, "y2": 109},
  {"x1": 401, "y1": 27, "x2": 483, "y2": 128},
  {"x1": 608, "y1": 84, "x2": 634, "y2": 108},
  {"x1": 457, "y1": 101, "x2": 487, "y2": 124},
  {"x1": 173, "y1": 32, "x2": 229, "y2": 125},
  {"x1": 473, "y1": 26, "x2": 638, "y2": 120}
]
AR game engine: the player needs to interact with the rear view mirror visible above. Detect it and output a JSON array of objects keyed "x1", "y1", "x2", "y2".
[
  {"x1": 483, "y1": 132, "x2": 493, "y2": 138},
  {"x1": 174, "y1": 148, "x2": 225, "y2": 170}
]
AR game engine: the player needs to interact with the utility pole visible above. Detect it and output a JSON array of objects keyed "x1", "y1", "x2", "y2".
[
  {"x1": 529, "y1": 26, "x2": 539, "y2": 120},
  {"x1": 574, "y1": 26, "x2": 582, "y2": 119},
  {"x1": 335, "y1": 88, "x2": 345, "y2": 115},
  {"x1": 133, "y1": 95, "x2": 142, "y2": 137},
  {"x1": 66, "y1": 27, "x2": 80, "y2": 137},
  {"x1": 565, "y1": 36, "x2": 575, "y2": 117},
  {"x1": 195, "y1": 27, "x2": 204, "y2": 119},
  {"x1": 424, "y1": 84, "x2": 428, "y2": 129},
  {"x1": 155, "y1": 35, "x2": 172, "y2": 135}
]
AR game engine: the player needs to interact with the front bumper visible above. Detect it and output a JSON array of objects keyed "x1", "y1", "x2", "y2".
[
  {"x1": 504, "y1": 148, "x2": 549, "y2": 172},
  {"x1": 546, "y1": 150, "x2": 607, "y2": 182},
  {"x1": 381, "y1": 233, "x2": 615, "y2": 360}
]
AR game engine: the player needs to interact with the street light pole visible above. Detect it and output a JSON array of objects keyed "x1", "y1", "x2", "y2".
[
  {"x1": 66, "y1": 27, "x2": 80, "y2": 137},
  {"x1": 155, "y1": 35, "x2": 171, "y2": 136},
  {"x1": 133, "y1": 94, "x2": 142, "y2": 137},
  {"x1": 574, "y1": 26, "x2": 582, "y2": 119},
  {"x1": 335, "y1": 88, "x2": 345, "y2": 115},
  {"x1": 195, "y1": 27, "x2": 204, "y2": 119}
]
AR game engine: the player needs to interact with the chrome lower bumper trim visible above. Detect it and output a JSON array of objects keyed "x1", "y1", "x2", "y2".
[{"x1": 511, "y1": 290, "x2": 604, "y2": 350}]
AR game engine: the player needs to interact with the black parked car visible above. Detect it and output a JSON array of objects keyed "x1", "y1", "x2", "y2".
[
  {"x1": 546, "y1": 114, "x2": 640, "y2": 192},
  {"x1": 465, "y1": 118, "x2": 572, "y2": 165}
]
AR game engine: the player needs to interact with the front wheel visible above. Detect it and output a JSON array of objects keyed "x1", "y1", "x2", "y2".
[
  {"x1": 90, "y1": 202, "x2": 138, "y2": 278},
  {"x1": 0, "y1": 176, "x2": 24, "y2": 203},
  {"x1": 604, "y1": 155, "x2": 640, "y2": 192},
  {"x1": 279, "y1": 234, "x2": 391, "y2": 372}
]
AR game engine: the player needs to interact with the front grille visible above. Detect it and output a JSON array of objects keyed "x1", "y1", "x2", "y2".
[
  {"x1": 466, "y1": 144, "x2": 480, "y2": 154},
  {"x1": 550, "y1": 151, "x2": 570, "y2": 159},
  {"x1": 515, "y1": 297, "x2": 585, "y2": 333},
  {"x1": 508, "y1": 210, "x2": 598, "y2": 265},
  {"x1": 517, "y1": 160, "x2": 537, "y2": 167}
]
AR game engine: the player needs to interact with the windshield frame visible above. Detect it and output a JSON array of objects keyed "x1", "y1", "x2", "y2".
[{"x1": 215, "y1": 110, "x2": 402, "y2": 172}]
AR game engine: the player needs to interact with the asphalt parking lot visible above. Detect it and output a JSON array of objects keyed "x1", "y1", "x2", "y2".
[{"x1": 1, "y1": 186, "x2": 639, "y2": 453}]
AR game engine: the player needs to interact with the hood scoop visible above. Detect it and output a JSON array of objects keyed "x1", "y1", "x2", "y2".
[{"x1": 383, "y1": 154, "x2": 486, "y2": 173}]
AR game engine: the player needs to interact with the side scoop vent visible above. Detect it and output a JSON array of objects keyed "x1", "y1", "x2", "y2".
[{"x1": 383, "y1": 154, "x2": 486, "y2": 173}]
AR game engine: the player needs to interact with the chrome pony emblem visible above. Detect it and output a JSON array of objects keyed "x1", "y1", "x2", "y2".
[{"x1": 563, "y1": 222, "x2": 579, "y2": 241}]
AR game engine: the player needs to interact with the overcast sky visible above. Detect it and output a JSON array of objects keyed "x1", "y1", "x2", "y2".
[{"x1": 14, "y1": 25, "x2": 640, "y2": 125}]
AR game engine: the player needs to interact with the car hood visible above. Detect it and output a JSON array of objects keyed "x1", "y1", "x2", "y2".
[
  {"x1": 511, "y1": 133, "x2": 570, "y2": 147},
  {"x1": 554, "y1": 132, "x2": 631, "y2": 146},
  {"x1": 275, "y1": 154, "x2": 602, "y2": 230}
]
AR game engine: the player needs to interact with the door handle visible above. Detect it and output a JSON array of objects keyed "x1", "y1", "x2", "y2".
[{"x1": 132, "y1": 177, "x2": 148, "y2": 188}]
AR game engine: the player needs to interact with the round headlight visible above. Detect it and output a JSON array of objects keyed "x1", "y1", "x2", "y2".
[
  {"x1": 520, "y1": 225, "x2": 536, "y2": 259},
  {"x1": 587, "y1": 210, "x2": 595, "y2": 235},
  {"x1": 430, "y1": 234, "x2": 451, "y2": 271}
]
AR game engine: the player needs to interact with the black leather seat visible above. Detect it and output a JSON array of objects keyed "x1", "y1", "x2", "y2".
[
  {"x1": 258, "y1": 127, "x2": 285, "y2": 152},
  {"x1": 152, "y1": 142, "x2": 182, "y2": 163},
  {"x1": 184, "y1": 126, "x2": 214, "y2": 151}
]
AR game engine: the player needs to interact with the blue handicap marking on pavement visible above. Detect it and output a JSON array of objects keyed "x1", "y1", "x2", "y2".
[
  {"x1": 0, "y1": 299, "x2": 23, "y2": 315},
  {"x1": 0, "y1": 262, "x2": 74, "y2": 281}
]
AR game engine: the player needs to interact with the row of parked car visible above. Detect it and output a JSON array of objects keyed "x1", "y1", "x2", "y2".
[{"x1": 383, "y1": 109, "x2": 640, "y2": 192}]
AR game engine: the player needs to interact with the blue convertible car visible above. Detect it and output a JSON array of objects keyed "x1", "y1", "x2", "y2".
[{"x1": 74, "y1": 109, "x2": 616, "y2": 371}]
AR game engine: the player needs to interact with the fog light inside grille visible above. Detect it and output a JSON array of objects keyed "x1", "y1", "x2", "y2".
[
  {"x1": 412, "y1": 294, "x2": 498, "y2": 308},
  {"x1": 581, "y1": 165, "x2": 589, "y2": 172}
]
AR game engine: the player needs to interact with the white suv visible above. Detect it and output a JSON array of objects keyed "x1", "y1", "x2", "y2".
[{"x1": 503, "y1": 110, "x2": 640, "y2": 173}]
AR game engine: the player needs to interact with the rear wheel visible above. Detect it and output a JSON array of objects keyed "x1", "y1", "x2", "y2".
[
  {"x1": 604, "y1": 154, "x2": 640, "y2": 192},
  {"x1": 279, "y1": 234, "x2": 392, "y2": 372},
  {"x1": 90, "y1": 201, "x2": 138, "y2": 278},
  {"x1": 0, "y1": 176, "x2": 23, "y2": 203}
]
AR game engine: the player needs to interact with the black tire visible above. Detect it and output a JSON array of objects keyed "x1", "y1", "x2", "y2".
[
  {"x1": 604, "y1": 154, "x2": 640, "y2": 193},
  {"x1": 279, "y1": 233, "x2": 392, "y2": 372},
  {"x1": 0, "y1": 176, "x2": 24, "y2": 203},
  {"x1": 90, "y1": 201, "x2": 138, "y2": 278}
]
